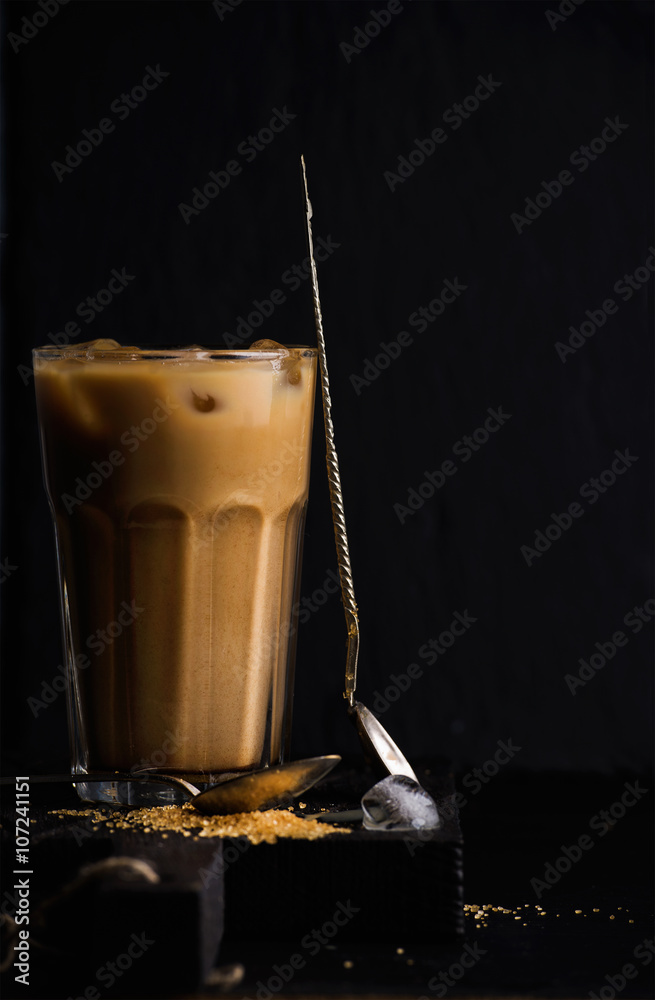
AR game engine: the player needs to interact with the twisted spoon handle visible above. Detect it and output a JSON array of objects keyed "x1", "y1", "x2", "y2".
[{"x1": 301, "y1": 156, "x2": 360, "y2": 707}]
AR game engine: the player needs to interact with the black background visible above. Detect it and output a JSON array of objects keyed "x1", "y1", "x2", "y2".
[{"x1": 1, "y1": 0, "x2": 653, "y2": 779}]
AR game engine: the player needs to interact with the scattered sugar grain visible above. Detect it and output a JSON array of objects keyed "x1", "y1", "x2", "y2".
[{"x1": 48, "y1": 803, "x2": 349, "y2": 844}]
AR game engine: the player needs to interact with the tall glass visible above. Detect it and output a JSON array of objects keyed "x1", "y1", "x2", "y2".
[{"x1": 33, "y1": 342, "x2": 317, "y2": 805}]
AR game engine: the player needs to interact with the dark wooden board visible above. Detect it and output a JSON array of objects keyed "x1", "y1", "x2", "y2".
[
  {"x1": 222, "y1": 764, "x2": 463, "y2": 945},
  {"x1": 0, "y1": 764, "x2": 462, "y2": 998}
]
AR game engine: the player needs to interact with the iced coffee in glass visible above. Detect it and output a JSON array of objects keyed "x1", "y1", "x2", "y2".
[{"x1": 33, "y1": 339, "x2": 316, "y2": 805}]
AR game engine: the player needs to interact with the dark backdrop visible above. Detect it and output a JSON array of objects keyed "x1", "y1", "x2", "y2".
[{"x1": 1, "y1": 0, "x2": 652, "y2": 777}]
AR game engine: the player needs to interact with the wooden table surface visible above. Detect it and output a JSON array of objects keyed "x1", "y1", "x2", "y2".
[{"x1": 1, "y1": 767, "x2": 652, "y2": 999}]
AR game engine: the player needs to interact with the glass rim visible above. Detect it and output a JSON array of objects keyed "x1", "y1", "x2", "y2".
[{"x1": 32, "y1": 344, "x2": 317, "y2": 361}]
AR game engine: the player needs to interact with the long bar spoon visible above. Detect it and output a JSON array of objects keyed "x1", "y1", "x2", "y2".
[{"x1": 301, "y1": 156, "x2": 417, "y2": 782}]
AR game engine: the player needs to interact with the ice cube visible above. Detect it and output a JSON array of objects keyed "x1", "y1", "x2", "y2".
[
  {"x1": 190, "y1": 389, "x2": 217, "y2": 412},
  {"x1": 249, "y1": 339, "x2": 290, "y2": 372},
  {"x1": 361, "y1": 775, "x2": 440, "y2": 832},
  {"x1": 249, "y1": 339, "x2": 287, "y2": 351},
  {"x1": 81, "y1": 339, "x2": 122, "y2": 355}
]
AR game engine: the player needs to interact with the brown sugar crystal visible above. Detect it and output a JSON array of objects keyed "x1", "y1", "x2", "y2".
[{"x1": 49, "y1": 803, "x2": 349, "y2": 844}]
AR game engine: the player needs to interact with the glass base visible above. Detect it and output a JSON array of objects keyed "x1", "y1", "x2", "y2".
[
  {"x1": 73, "y1": 767, "x2": 252, "y2": 807},
  {"x1": 75, "y1": 779, "x2": 190, "y2": 807}
]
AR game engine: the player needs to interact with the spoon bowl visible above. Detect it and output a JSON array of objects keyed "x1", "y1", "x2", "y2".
[
  {"x1": 349, "y1": 702, "x2": 418, "y2": 781},
  {"x1": 183, "y1": 755, "x2": 341, "y2": 815}
]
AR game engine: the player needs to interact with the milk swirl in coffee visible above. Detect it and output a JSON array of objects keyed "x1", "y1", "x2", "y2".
[{"x1": 34, "y1": 340, "x2": 316, "y2": 776}]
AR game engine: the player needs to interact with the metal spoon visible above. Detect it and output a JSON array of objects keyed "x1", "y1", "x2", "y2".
[
  {"x1": 0, "y1": 755, "x2": 341, "y2": 815},
  {"x1": 301, "y1": 157, "x2": 417, "y2": 782}
]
